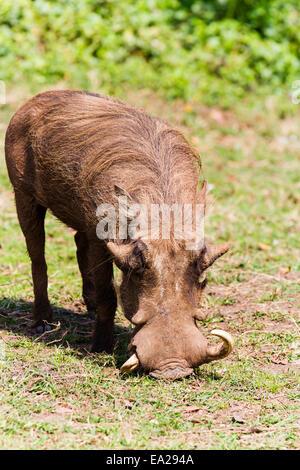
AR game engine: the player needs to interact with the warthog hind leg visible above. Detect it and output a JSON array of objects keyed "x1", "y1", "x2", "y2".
[{"x1": 74, "y1": 231, "x2": 96, "y2": 312}]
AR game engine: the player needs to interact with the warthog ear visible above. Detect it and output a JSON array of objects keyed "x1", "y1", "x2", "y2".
[
  {"x1": 107, "y1": 239, "x2": 148, "y2": 272},
  {"x1": 200, "y1": 242, "x2": 231, "y2": 270},
  {"x1": 114, "y1": 184, "x2": 133, "y2": 199},
  {"x1": 114, "y1": 184, "x2": 137, "y2": 221},
  {"x1": 106, "y1": 241, "x2": 133, "y2": 265}
]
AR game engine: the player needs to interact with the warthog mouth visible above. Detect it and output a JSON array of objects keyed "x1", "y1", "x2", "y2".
[
  {"x1": 119, "y1": 353, "x2": 193, "y2": 380},
  {"x1": 150, "y1": 368, "x2": 194, "y2": 380},
  {"x1": 149, "y1": 359, "x2": 193, "y2": 380}
]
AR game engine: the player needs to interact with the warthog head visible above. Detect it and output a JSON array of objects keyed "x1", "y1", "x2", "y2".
[{"x1": 107, "y1": 182, "x2": 233, "y2": 380}]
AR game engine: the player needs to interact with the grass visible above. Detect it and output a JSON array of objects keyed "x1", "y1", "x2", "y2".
[{"x1": 0, "y1": 85, "x2": 299, "y2": 450}]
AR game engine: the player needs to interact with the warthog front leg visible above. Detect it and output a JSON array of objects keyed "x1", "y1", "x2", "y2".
[
  {"x1": 88, "y1": 240, "x2": 117, "y2": 353},
  {"x1": 15, "y1": 190, "x2": 53, "y2": 333}
]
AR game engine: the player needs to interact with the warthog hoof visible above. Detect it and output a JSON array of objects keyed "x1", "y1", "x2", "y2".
[{"x1": 33, "y1": 322, "x2": 52, "y2": 335}]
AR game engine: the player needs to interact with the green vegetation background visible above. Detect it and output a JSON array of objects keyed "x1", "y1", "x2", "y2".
[{"x1": 1, "y1": 0, "x2": 300, "y2": 105}]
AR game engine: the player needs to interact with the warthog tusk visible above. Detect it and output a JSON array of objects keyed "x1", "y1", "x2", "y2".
[
  {"x1": 120, "y1": 353, "x2": 139, "y2": 374},
  {"x1": 205, "y1": 329, "x2": 234, "y2": 363},
  {"x1": 211, "y1": 329, "x2": 234, "y2": 356}
]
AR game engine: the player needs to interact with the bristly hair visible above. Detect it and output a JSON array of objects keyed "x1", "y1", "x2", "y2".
[{"x1": 29, "y1": 90, "x2": 202, "y2": 229}]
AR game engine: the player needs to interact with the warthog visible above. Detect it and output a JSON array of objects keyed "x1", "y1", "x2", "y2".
[{"x1": 5, "y1": 90, "x2": 233, "y2": 380}]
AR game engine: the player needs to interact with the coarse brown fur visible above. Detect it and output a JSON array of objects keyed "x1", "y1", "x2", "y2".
[{"x1": 5, "y1": 90, "x2": 230, "y2": 379}]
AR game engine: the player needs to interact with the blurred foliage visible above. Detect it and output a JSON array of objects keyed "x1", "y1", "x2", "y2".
[{"x1": 0, "y1": 0, "x2": 300, "y2": 104}]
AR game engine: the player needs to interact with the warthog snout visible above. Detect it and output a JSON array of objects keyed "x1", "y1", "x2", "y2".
[{"x1": 120, "y1": 315, "x2": 234, "y2": 380}]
